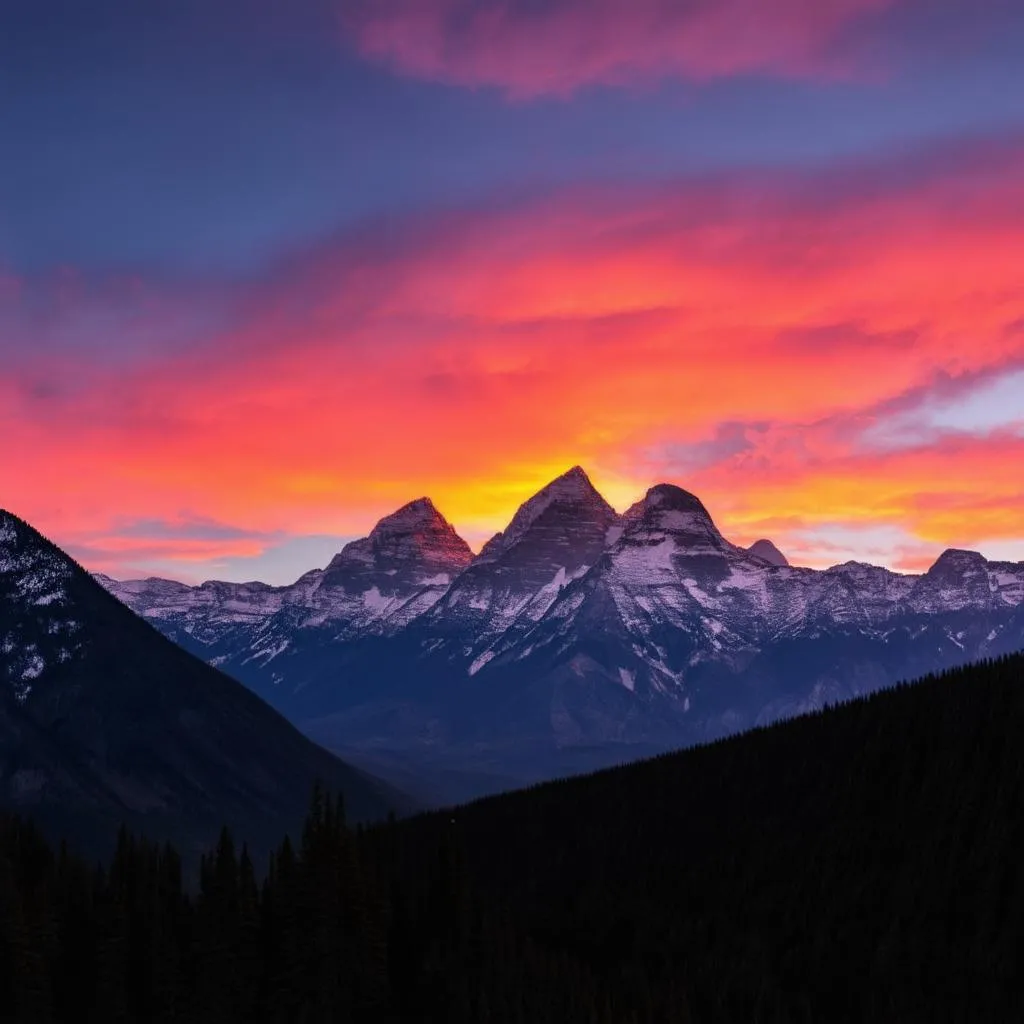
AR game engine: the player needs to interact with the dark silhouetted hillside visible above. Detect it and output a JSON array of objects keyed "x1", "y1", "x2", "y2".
[{"x1": 2, "y1": 653, "x2": 1023, "y2": 1021}]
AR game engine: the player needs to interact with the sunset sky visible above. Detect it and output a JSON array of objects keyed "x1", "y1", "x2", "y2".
[{"x1": 3, "y1": 0, "x2": 1023, "y2": 583}]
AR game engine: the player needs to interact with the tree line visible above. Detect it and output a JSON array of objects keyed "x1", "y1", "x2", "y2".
[{"x1": 3, "y1": 653, "x2": 1024, "y2": 1021}]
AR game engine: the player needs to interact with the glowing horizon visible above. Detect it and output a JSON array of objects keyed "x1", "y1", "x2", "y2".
[
  {"x1": 3, "y1": 0, "x2": 1023, "y2": 584},
  {"x1": 14, "y1": 458, "x2": 1021, "y2": 587}
]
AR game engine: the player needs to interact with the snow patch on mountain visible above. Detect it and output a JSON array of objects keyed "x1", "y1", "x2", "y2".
[{"x1": 468, "y1": 650, "x2": 497, "y2": 676}]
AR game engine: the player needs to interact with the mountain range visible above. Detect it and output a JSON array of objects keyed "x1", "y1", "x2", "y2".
[
  {"x1": 97, "y1": 467, "x2": 1024, "y2": 801},
  {"x1": 0, "y1": 509, "x2": 406, "y2": 858}
]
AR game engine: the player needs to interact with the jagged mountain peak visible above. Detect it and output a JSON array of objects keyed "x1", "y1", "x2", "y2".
[
  {"x1": 324, "y1": 496, "x2": 472, "y2": 584},
  {"x1": 513, "y1": 465, "x2": 608, "y2": 514},
  {"x1": 547, "y1": 464, "x2": 593, "y2": 492},
  {"x1": 370, "y1": 496, "x2": 444, "y2": 535},
  {"x1": 479, "y1": 466, "x2": 617, "y2": 563},
  {"x1": 748, "y1": 539, "x2": 789, "y2": 567}
]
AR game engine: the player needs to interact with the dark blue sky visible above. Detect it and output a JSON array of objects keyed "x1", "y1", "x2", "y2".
[{"x1": 4, "y1": 0, "x2": 1023, "y2": 279}]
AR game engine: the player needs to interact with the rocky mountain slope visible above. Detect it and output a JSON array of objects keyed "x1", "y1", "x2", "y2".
[
  {"x1": 1, "y1": 510, "x2": 408, "y2": 857},
  {"x1": 98, "y1": 468, "x2": 1024, "y2": 797}
]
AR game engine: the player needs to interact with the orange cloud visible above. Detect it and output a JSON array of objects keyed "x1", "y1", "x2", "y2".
[
  {"x1": 686, "y1": 431, "x2": 1024, "y2": 550},
  {"x1": 4, "y1": 137, "x2": 1024, "y2": 577},
  {"x1": 343, "y1": 0, "x2": 895, "y2": 97}
]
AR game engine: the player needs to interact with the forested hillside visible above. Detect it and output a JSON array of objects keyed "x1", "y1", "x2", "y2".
[{"x1": 3, "y1": 653, "x2": 1024, "y2": 1022}]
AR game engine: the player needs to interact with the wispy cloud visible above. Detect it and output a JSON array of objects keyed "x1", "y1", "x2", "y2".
[{"x1": 343, "y1": 0, "x2": 896, "y2": 98}]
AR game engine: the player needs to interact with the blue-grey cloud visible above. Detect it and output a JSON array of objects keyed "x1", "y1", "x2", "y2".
[{"x1": 112, "y1": 516, "x2": 281, "y2": 543}]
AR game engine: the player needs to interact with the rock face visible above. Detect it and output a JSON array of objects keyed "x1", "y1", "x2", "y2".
[
  {"x1": 96, "y1": 469, "x2": 1024, "y2": 798},
  {"x1": 0, "y1": 510, "x2": 407, "y2": 857},
  {"x1": 309, "y1": 497, "x2": 473, "y2": 632},
  {"x1": 415, "y1": 466, "x2": 622, "y2": 676},
  {"x1": 321, "y1": 497, "x2": 473, "y2": 593},
  {"x1": 477, "y1": 466, "x2": 619, "y2": 569}
]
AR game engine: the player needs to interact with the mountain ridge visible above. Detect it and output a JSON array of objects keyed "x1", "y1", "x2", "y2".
[
  {"x1": 90, "y1": 470, "x2": 1024, "y2": 798},
  {"x1": 95, "y1": 472, "x2": 1011, "y2": 596}
]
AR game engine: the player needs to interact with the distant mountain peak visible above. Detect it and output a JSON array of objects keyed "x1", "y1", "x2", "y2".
[
  {"x1": 749, "y1": 539, "x2": 789, "y2": 567},
  {"x1": 614, "y1": 483, "x2": 736, "y2": 562},
  {"x1": 554, "y1": 464, "x2": 591, "y2": 487},
  {"x1": 929, "y1": 548, "x2": 987, "y2": 568},
  {"x1": 640, "y1": 483, "x2": 721, "y2": 531},
  {"x1": 370, "y1": 496, "x2": 442, "y2": 535},
  {"x1": 925, "y1": 548, "x2": 989, "y2": 580},
  {"x1": 479, "y1": 466, "x2": 617, "y2": 563},
  {"x1": 643, "y1": 483, "x2": 708, "y2": 513},
  {"x1": 324, "y1": 496, "x2": 472, "y2": 584},
  {"x1": 526, "y1": 465, "x2": 604, "y2": 504}
]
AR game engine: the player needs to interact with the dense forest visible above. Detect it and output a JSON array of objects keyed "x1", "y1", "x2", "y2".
[{"x1": 2, "y1": 652, "x2": 1024, "y2": 1022}]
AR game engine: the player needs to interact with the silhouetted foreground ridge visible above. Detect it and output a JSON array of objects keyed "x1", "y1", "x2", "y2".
[
  {"x1": 3, "y1": 653, "x2": 1024, "y2": 1022},
  {"x1": 0, "y1": 508, "x2": 405, "y2": 859}
]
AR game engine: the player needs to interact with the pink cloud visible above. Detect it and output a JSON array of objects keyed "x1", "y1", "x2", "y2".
[{"x1": 343, "y1": 0, "x2": 896, "y2": 97}]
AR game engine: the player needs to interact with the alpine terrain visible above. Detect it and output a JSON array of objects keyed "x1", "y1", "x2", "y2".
[{"x1": 99, "y1": 468, "x2": 1024, "y2": 801}]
